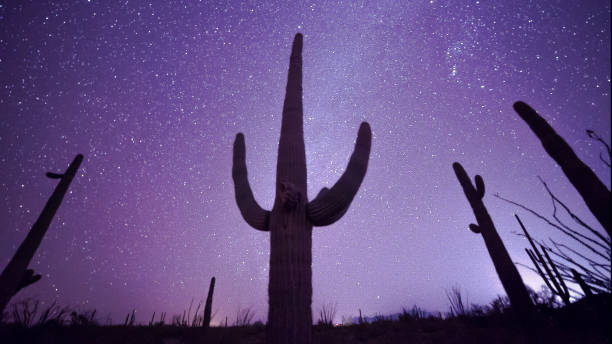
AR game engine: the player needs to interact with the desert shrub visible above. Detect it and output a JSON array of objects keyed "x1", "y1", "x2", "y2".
[
  {"x1": 399, "y1": 305, "x2": 427, "y2": 322},
  {"x1": 317, "y1": 302, "x2": 337, "y2": 327},
  {"x1": 445, "y1": 286, "x2": 469, "y2": 318},
  {"x1": 1, "y1": 299, "x2": 98, "y2": 328},
  {"x1": 234, "y1": 307, "x2": 255, "y2": 327}
]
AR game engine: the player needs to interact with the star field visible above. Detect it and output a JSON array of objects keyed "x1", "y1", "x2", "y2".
[{"x1": 0, "y1": 1, "x2": 610, "y2": 324}]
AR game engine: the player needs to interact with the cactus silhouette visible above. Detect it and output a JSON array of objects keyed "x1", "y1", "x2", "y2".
[
  {"x1": 232, "y1": 34, "x2": 371, "y2": 344},
  {"x1": 570, "y1": 268, "x2": 593, "y2": 297},
  {"x1": 452, "y1": 162, "x2": 532, "y2": 315},
  {"x1": 515, "y1": 214, "x2": 571, "y2": 305},
  {"x1": 16, "y1": 269, "x2": 41, "y2": 293},
  {"x1": 513, "y1": 101, "x2": 611, "y2": 236},
  {"x1": 0, "y1": 154, "x2": 83, "y2": 316},
  {"x1": 203, "y1": 276, "x2": 215, "y2": 328}
]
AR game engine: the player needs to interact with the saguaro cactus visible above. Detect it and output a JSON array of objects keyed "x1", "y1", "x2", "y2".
[
  {"x1": 452, "y1": 162, "x2": 532, "y2": 315},
  {"x1": 232, "y1": 34, "x2": 372, "y2": 344},
  {"x1": 0, "y1": 154, "x2": 83, "y2": 316},
  {"x1": 513, "y1": 101, "x2": 611, "y2": 236},
  {"x1": 203, "y1": 276, "x2": 215, "y2": 328}
]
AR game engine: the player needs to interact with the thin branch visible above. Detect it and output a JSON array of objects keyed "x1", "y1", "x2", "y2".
[
  {"x1": 589, "y1": 262, "x2": 612, "y2": 278},
  {"x1": 586, "y1": 129, "x2": 611, "y2": 163},
  {"x1": 538, "y1": 176, "x2": 610, "y2": 247},
  {"x1": 547, "y1": 242, "x2": 610, "y2": 283},
  {"x1": 516, "y1": 261, "x2": 540, "y2": 275},
  {"x1": 599, "y1": 152, "x2": 611, "y2": 168},
  {"x1": 551, "y1": 239, "x2": 609, "y2": 264},
  {"x1": 520, "y1": 230, "x2": 609, "y2": 284},
  {"x1": 498, "y1": 192, "x2": 610, "y2": 256}
]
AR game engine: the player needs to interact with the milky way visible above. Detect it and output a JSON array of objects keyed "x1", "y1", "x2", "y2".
[{"x1": 1, "y1": 1, "x2": 609, "y2": 324}]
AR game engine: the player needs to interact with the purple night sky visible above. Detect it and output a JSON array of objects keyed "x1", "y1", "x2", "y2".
[{"x1": 1, "y1": 0, "x2": 609, "y2": 325}]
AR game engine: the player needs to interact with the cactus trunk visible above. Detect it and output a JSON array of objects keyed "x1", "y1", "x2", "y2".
[
  {"x1": 268, "y1": 208, "x2": 312, "y2": 342},
  {"x1": 453, "y1": 162, "x2": 533, "y2": 316},
  {"x1": 267, "y1": 33, "x2": 312, "y2": 344},
  {"x1": 0, "y1": 154, "x2": 83, "y2": 316},
  {"x1": 513, "y1": 101, "x2": 611, "y2": 236},
  {"x1": 231, "y1": 34, "x2": 371, "y2": 344},
  {"x1": 203, "y1": 276, "x2": 215, "y2": 328}
]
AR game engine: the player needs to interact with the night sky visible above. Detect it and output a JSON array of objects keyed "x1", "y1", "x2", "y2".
[{"x1": 1, "y1": 0, "x2": 610, "y2": 325}]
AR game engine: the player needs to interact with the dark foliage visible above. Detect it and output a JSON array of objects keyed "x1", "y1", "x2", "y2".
[{"x1": 2, "y1": 294, "x2": 608, "y2": 343}]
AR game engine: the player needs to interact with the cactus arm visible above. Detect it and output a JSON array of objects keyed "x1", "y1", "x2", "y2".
[
  {"x1": 468, "y1": 224, "x2": 480, "y2": 233},
  {"x1": 513, "y1": 101, "x2": 611, "y2": 236},
  {"x1": 452, "y1": 162, "x2": 483, "y2": 203},
  {"x1": 232, "y1": 133, "x2": 270, "y2": 231},
  {"x1": 46, "y1": 172, "x2": 63, "y2": 179},
  {"x1": 306, "y1": 122, "x2": 372, "y2": 226},
  {"x1": 16, "y1": 269, "x2": 41, "y2": 292}
]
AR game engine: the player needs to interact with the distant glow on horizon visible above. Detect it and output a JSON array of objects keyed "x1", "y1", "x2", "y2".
[{"x1": 0, "y1": 0, "x2": 610, "y2": 325}]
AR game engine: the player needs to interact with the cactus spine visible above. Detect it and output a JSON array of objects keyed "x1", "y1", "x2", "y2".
[
  {"x1": 0, "y1": 154, "x2": 83, "y2": 316},
  {"x1": 231, "y1": 34, "x2": 372, "y2": 344},
  {"x1": 452, "y1": 162, "x2": 533, "y2": 315},
  {"x1": 513, "y1": 101, "x2": 611, "y2": 236},
  {"x1": 203, "y1": 276, "x2": 215, "y2": 328}
]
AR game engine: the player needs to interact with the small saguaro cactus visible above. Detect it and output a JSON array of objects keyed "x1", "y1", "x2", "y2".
[
  {"x1": 0, "y1": 154, "x2": 83, "y2": 316},
  {"x1": 452, "y1": 162, "x2": 533, "y2": 315},
  {"x1": 232, "y1": 34, "x2": 372, "y2": 344},
  {"x1": 203, "y1": 276, "x2": 215, "y2": 328},
  {"x1": 513, "y1": 101, "x2": 611, "y2": 236}
]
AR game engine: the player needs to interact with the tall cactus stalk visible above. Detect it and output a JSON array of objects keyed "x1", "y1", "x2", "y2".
[
  {"x1": 232, "y1": 34, "x2": 372, "y2": 344},
  {"x1": 513, "y1": 101, "x2": 611, "y2": 236},
  {"x1": 570, "y1": 268, "x2": 593, "y2": 297},
  {"x1": 0, "y1": 154, "x2": 83, "y2": 316},
  {"x1": 203, "y1": 276, "x2": 215, "y2": 328},
  {"x1": 515, "y1": 214, "x2": 571, "y2": 305},
  {"x1": 452, "y1": 162, "x2": 533, "y2": 315}
]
